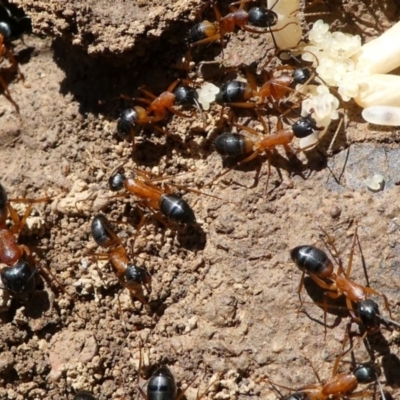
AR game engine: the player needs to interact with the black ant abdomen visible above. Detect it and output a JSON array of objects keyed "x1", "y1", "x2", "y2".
[
  {"x1": 292, "y1": 114, "x2": 320, "y2": 139},
  {"x1": 108, "y1": 172, "x2": 126, "y2": 192},
  {"x1": 353, "y1": 364, "x2": 378, "y2": 384},
  {"x1": 0, "y1": 3, "x2": 31, "y2": 42},
  {"x1": 247, "y1": 7, "x2": 277, "y2": 27},
  {"x1": 187, "y1": 20, "x2": 216, "y2": 45},
  {"x1": 215, "y1": 133, "x2": 253, "y2": 158},
  {"x1": 292, "y1": 67, "x2": 311, "y2": 85},
  {"x1": 160, "y1": 194, "x2": 196, "y2": 225},
  {"x1": 91, "y1": 215, "x2": 115, "y2": 248},
  {"x1": 1, "y1": 259, "x2": 36, "y2": 298},
  {"x1": 174, "y1": 85, "x2": 198, "y2": 106},
  {"x1": 147, "y1": 366, "x2": 177, "y2": 400},
  {"x1": 216, "y1": 81, "x2": 252, "y2": 104},
  {"x1": 116, "y1": 108, "x2": 140, "y2": 140},
  {"x1": 290, "y1": 245, "x2": 334, "y2": 278},
  {"x1": 74, "y1": 391, "x2": 96, "y2": 400}
]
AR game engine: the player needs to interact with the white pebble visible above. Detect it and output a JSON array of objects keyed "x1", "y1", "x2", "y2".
[{"x1": 362, "y1": 105, "x2": 400, "y2": 126}]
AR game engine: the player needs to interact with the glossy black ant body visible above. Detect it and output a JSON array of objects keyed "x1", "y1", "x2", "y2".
[
  {"x1": 91, "y1": 214, "x2": 151, "y2": 306},
  {"x1": 290, "y1": 224, "x2": 393, "y2": 333},
  {"x1": 73, "y1": 391, "x2": 96, "y2": 400},
  {"x1": 109, "y1": 170, "x2": 196, "y2": 225},
  {"x1": 116, "y1": 80, "x2": 199, "y2": 141}
]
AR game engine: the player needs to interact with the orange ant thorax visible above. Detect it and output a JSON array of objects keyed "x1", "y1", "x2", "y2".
[
  {"x1": 336, "y1": 274, "x2": 367, "y2": 303},
  {"x1": 0, "y1": 229, "x2": 23, "y2": 265},
  {"x1": 149, "y1": 92, "x2": 176, "y2": 113},
  {"x1": 124, "y1": 178, "x2": 162, "y2": 206}
]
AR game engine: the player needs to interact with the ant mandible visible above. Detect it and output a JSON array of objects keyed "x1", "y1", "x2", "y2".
[
  {"x1": 188, "y1": 0, "x2": 293, "y2": 52},
  {"x1": 290, "y1": 223, "x2": 393, "y2": 333},
  {"x1": 117, "y1": 79, "x2": 199, "y2": 141},
  {"x1": 91, "y1": 215, "x2": 151, "y2": 306},
  {"x1": 109, "y1": 169, "x2": 197, "y2": 225}
]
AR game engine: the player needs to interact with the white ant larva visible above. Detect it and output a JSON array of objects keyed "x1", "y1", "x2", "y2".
[{"x1": 362, "y1": 105, "x2": 400, "y2": 126}]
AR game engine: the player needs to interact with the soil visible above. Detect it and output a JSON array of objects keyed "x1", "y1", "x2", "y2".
[{"x1": 0, "y1": 0, "x2": 400, "y2": 399}]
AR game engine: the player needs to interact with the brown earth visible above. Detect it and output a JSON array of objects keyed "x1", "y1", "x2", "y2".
[{"x1": 0, "y1": 0, "x2": 399, "y2": 399}]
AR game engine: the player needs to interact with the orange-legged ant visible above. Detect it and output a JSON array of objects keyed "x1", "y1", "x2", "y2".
[
  {"x1": 188, "y1": 0, "x2": 294, "y2": 53},
  {"x1": 109, "y1": 170, "x2": 197, "y2": 225},
  {"x1": 117, "y1": 79, "x2": 200, "y2": 142},
  {"x1": 211, "y1": 112, "x2": 320, "y2": 190},
  {"x1": 266, "y1": 353, "x2": 381, "y2": 400},
  {"x1": 0, "y1": 3, "x2": 31, "y2": 112},
  {"x1": 91, "y1": 214, "x2": 151, "y2": 306},
  {"x1": 215, "y1": 65, "x2": 312, "y2": 113},
  {"x1": 290, "y1": 223, "x2": 393, "y2": 334}
]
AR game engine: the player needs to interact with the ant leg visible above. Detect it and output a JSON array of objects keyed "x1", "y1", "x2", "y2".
[
  {"x1": 120, "y1": 95, "x2": 153, "y2": 105},
  {"x1": 189, "y1": 33, "x2": 222, "y2": 48},
  {"x1": 167, "y1": 106, "x2": 192, "y2": 119},
  {"x1": 137, "y1": 342, "x2": 147, "y2": 400},
  {"x1": 0, "y1": 73, "x2": 19, "y2": 112},
  {"x1": 344, "y1": 221, "x2": 359, "y2": 279},
  {"x1": 166, "y1": 79, "x2": 181, "y2": 93}
]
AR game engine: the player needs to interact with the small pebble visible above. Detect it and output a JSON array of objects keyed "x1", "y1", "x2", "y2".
[{"x1": 365, "y1": 174, "x2": 385, "y2": 192}]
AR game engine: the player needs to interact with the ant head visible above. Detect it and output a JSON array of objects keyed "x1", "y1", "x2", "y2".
[
  {"x1": 125, "y1": 265, "x2": 150, "y2": 284},
  {"x1": 148, "y1": 366, "x2": 177, "y2": 398},
  {"x1": 1, "y1": 259, "x2": 36, "y2": 298},
  {"x1": 109, "y1": 171, "x2": 126, "y2": 191},
  {"x1": 357, "y1": 299, "x2": 381, "y2": 333},
  {"x1": 0, "y1": 21, "x2": 12, "y2": 39},
  {"x1": 292, "y1": 114, "x2": 319, "y2": 138},
  {"x1": 116, "y1": 108, "x2": 139, "y2": 140},
  {"x1": 174, "y1": 85, "x2": 198, "y2": 106},
  {"x1": 292, "y1": 68, "x2": 311, "y2": 84},
  {"x1": 353, "y1": 363, "x2": 378, "y2": 384},
  {"x1": 248, "y1": 7, "x2": 277, "y2": 28},
  {"x1": 91, "y1": 214, "x2": 115, "y2": 248}
]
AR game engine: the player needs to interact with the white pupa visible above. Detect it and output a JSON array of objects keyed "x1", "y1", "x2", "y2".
[
  {"x1": 353, "y1": 20, "x2": 400, "y2": 74},
  {"x1": 362, "y1": 105, "x2": 400, "y2": 126},
  {"x1": 266, "y1": 0, "x2": 302, "y2": 49},
  {"x1": 354, "y1": 74, "x2": 400, "y2": 108}
]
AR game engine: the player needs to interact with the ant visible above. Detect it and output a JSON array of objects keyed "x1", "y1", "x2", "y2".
[
  {"x1": 108, "y1": 168, "x2": 201, "y2": 225},
  {"x1": 290, "y1": 223, "x2": 393, "y2": 334},
  {"x1": 91, "y1": 214, "x2": 151, "y2": 306},
  {"x1": 117, "y1": 79, "x2": 201, "y2": 142},
  {"x1": 188, "y1": 0, "x2": 294, "y2": 54},
  {"x1": 0, "y1": 182, "x2": 56, "y2": 299},
  {"x1": 0, "y1": 2, "x2": 31, "y2": 111},
  {"x1": 211, "y1": 111, "x2": 320, "y2": 189},
  {"x1": 266, "y1": 342, "x2": 383, "y2": 400},
  {"x1": 215, "y1": 65, "x2": 312, "y2": 113}
]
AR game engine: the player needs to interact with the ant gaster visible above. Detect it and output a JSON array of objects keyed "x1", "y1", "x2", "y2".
[
  {"x1": 73, "y1": 391, "x2": 96, "y2": 400},
  {"x1": 91, "y1": 214, "x2": 151, "y2": 306},
  {"x1": 109, "y1": 170, "x2": 196, "y2": 225}
]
